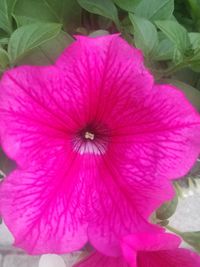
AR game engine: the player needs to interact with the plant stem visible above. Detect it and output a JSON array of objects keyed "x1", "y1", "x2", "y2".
[{"x1": 165, "y1": 225, "x2": 182, "y2": 235}]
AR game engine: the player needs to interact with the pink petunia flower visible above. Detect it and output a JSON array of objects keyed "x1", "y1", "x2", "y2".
[
  {"x1": 0, "y1": 35, "x2": 200, "y2": 255},
  {"x1": 74, "y1": 231, "x2": 200, "y2": 267}
]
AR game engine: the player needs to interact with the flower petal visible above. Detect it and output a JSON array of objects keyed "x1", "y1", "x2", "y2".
[
  {"x1": 0, "y1": 35, "x2": 153, "y2": 168},
  {"x1": 138, "y1": 248, "x2": 200, "y2": 267},
  {"x1": 0, "y1": 65, "x2": 79, "y2": 168},
  {"x1": 0, "y1": 36, "x2": 168, "y2": 255},
  {"x1": 103, "y1": 145, "x2": 175, "y2": 218},
  {"x1": 88, "y1": 152, "x2": 174, "y2": 255},
  {"x1": 149, "y1": 84, "x2": 200, "y2": 179},
  {"x1": 0, "y1": 147, "x2": 165, "y2": 255},
  {"x1": 0, "y1": 153, "x2": 89, "y2": 253},
  {"x1": 113, "y1": 84, "x2": 200, "y2": 181},
  {"x1": 56, "y1": 34, "x2": 154, "y2": 131},
  {"x1": 122, "y1": 231, "x2": 181, "y2": 253},
  {"x1": 1, "y1": 34, "x2": 199, "y2": 257},
  {"x1": 57, "y1": 35, "x2": 175, "y2": 218},
  {"x1": 122, "y1": 232, "x2": 200, "y2": 267}
]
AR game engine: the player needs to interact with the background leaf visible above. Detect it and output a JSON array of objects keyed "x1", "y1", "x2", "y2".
[
  {"x1": 0, "y1": 47, "x2": 9, "y2": 69},
  {"x1": 0, "y1": 0, "x2": 16, "y2": 33},
  {"x1": 152, "y1": 33, "x2": 175, "y2": 60},
  {"x1": 155, "y1": 20, "x2": 191, "y2": 55},
  {"x1": 0, "y1": 37, "x2": 9, "y2": 45},
  {"x1": 189, "y1": 32, "x2": 200, "y2": 50},
  {"x1": 14, "y1": 0, "x2": 81, "y2": 31},
  {"x1": 187, "y1": 0, "x2": 200, "y2": 20},
  {"x1": 190, "y1": 62, "x2": 200, "y2": 72},
  {"x1": 17, "y1": 31, "x2": 73, "y2": 66},
  {"x1": 0, "y1": 29, "x2": 9, "y2": 45},
  {"x1": 41, "y1": 0, "x2": 81, "y2": 31},
  {"x1": 77, "y1": 0, "x2": 120, "y2": 26},
  {"x1": 8, "y1": 22, "x2": 61, "y2": 64},
  {"x1": 113, "y1": 0, "x2": 141, "y2": 12},
  {"x1": 129, "y1": 14, "x2": 158, "y2": 57},
  {"x1": 153, "y1": 39, "x2": 175, "y2": 60},
  {"x1": 135, "y1": 0, "x2": 174, "y2": 21},
  {"x1": 187, "y1": 33, "x2": 200, "y2": 71}
]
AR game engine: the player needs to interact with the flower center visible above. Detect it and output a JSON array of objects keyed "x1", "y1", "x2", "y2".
[
  {"x1": 72, "y1": 123, "x2": 110, "y2": 155},
  {"x1": 84, "y1": 131, "x2": 95, "y2": 140}
]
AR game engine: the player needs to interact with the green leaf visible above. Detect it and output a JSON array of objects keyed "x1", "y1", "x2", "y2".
[
  {"x1": 129, "y1": 14, "x2": 158, "y2": 56},
  {"x1": 0, "y1": 37, "x2": 9, "y2": 45},
  {"x1": 172, "y1": 68, "x2": 199, "y2": 87},
  {"x1": 18, "y1": 31, "x2": 73, "y2": 66},
  {"x1": 189, "y1": 32, "x2": 200, "y2": 59},
  {"x1": 0, "y1": 47, "x2": 9, "y2": 69},
  {"x1": 152, "y1": 38, "x2": 175, "y2": 60},
  {"x1": 8, "y1": 22, "x2": 61, "y2": 64},
  {"x1": 186, "y1": 33, "x2": 200, "y2": 71},
  {"x1": 14, "y1": 0, "x2": 81, "y2": 30},
  {"x1": 13, "y1": 15, "x2": 38, "y2": 26},
  {"x1": 14, "y1": 0, "x2": 56, "y2": 24},
  {"x1": 113, "y1": 0, "x2": 141, "y2": 12},
  {"x1": 135, "y1": 0, "x2": 174, "y2": 21},
  {"x1": 180, "y1": 231, "x2": 200, "y2": 252},
  {"x1": 43, "y1": 0, "x2": 81, "y2": 30},
  {"x1": 156, "y1": 195, "x2": 178, "y2": 220},
  {"x1": 0, "y1": 0, "x2": 16, "y2": 33},
  {"x1": 189, "y1": 32, "x2": 200, "y2": 50},
  {"x1": 0, "y1": 28, "x2": 9, "y2": 45},
  {"x1": 77, "y1": 0, "x2": 119, "y2": 26},
  {"x1": 190, "y1": 62, "x2": 200, "y2": 72},
  {"x1": 155, "y1": 20, "x2": 191, "y2": 54},
  {"x1": 187, "y1": 0, "x2": 200, "y2": 19}
]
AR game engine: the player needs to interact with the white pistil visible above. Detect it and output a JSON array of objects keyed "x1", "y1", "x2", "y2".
[{"x1": 85, "y1": 131, "x2": 95, "y2": 140}]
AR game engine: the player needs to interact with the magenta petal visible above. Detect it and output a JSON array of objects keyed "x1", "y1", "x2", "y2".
[
  {"x1": 1, "y1": 34, "x2": 200, "y2": 255},
  {"x1": 122, "y1": 232, "x2": 200, "y2": 267},
  {"x1": 0, "y1": 65, "x2": 77, "y2": 168},
  {"x1": 0, "y1": 160, "x2": 89, "y2": 254},
  {"x1": 88, "y1": 211, "x2": 158, "y2": 256},
  {"x1": 138, "y1": 249, "x2": 200, "y2": 267},
  {"x1": 102, "y1": 146, "x2": 175, "y2": 218},
  {"x1": 137, "y1": 84, "x2": 200, "y2": 179},
  {"x1": 73, "y1": 244, "x2": 200, "y2": 267},
  {"x1": 112, "y1": 83, "x2": 200, "y2": 182},
  {"x1": 122, "y1": 231, "x2": 181, "y2": 253},
  {"x1": 73, "y1": 252, "x2": 129, "y2": 267},
  {"x1": 121, "y1": 230, "x2": 180, "y2": 266},
  {"x1": 57, "y1": 35, "x2": 146, "y2": 79},
  {"x1": 56, "y1": 34, "x2": 155, "y2": 131},
  {"x1": 0, "y1": 143, "x2": 164, "y2": 255}
]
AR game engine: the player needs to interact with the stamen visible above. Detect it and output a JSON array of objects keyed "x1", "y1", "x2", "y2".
[
  {"x1": 85, "y1": 131, "x2": 95, "y2": 140},
  {"x1": 73, "y1": 123, "x2": 110, "y2": 155}
]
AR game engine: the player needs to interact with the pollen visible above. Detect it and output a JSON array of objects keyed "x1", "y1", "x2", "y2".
[{"x1": 84, "y1": 131, "x2": 95, "y2": 140}]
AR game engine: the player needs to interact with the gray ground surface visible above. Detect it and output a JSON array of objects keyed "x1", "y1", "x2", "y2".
[
  {"x1": 0, "y1": 191, "x2": 199, "y2": 267},
  {"x1": 170, "y1": 191, "x2": 200, "y2": 231}
]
